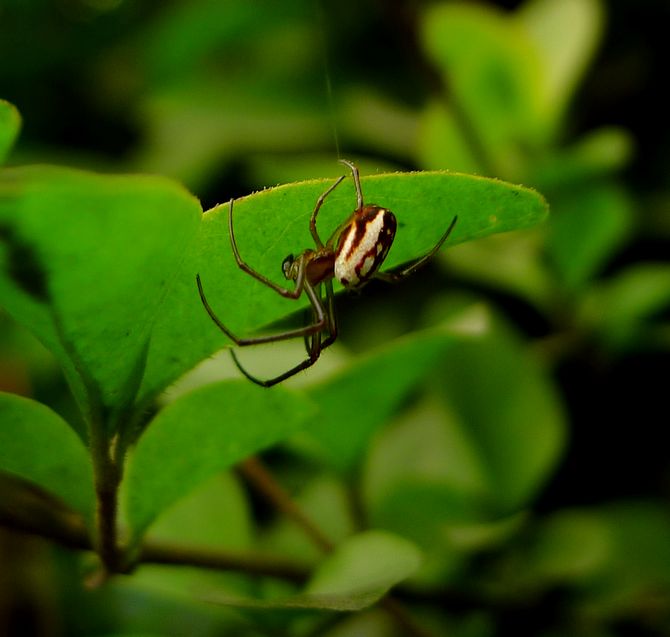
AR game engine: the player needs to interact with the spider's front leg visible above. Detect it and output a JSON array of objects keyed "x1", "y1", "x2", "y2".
[
  {"x1": 196, "y1": 266, "x2": 326, "y2": 347},
  {"x1": 230, "y1": 279, "x2": 331, "y2": 387},
  {"x1": 303, "y1": 280, "x2": 338, "y2": 357}
]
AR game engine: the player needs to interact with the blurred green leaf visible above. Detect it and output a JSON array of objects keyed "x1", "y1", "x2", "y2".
[
  {"x1": 305, "y1": 530, "x2": 422, "y2": 599},
  {"x1": 0, "y1": 166, "x2": 201, "y2": 426},
  {"x1": 363, "y1": 397, "x2": 492, "y2": 545},
  {"x1": 530, "y1": 509, "x2": 613, "y2": 583},
  {"x1": 0, "y1": 100, "x2": 21, "y2": 163},
  {"x1": 531, "y1": 502, "x2": 670, "y2": 614},
  {"x1": 581, "y1": 263, "x2": 670, "y2": 351},
  {"x1": 135, "y1": 81, "x2": 330, "y2": 189},
  {"x1": 144, "y1": 471, "x2": 251, "y2": 550},
  {"x1": 421, "y1": 4, "x2": 546, "y2": 176},
  {"x1": 417, "y1": 101, "x2": 481, "y2": 173},
  {"x1": 301, "y1": 324, "x2": 458, "y2": 473},
  {"x1": 141, "y1": 0, "x2": 314, "y2": 86},
  {"x1": 364, "y1": 308, "x2": 566, "y2": 543},
  {"x1": 123, "y1": 380, "x2": 316, "y2": 543},
  {"x1": 518, "y1": 0, "x2": 604, "y2": 137},
  {"x1": 131, "y1": 472, "x2": 253, "y2": 601},
  {"x1": 530, "y1": 127, "x2": 634, "y2": 189},
  {"x1": 441, "y1": 229, "x2": 553, "y2": 311},
  {"x1": 547, "y1": 183, "x2": 633, "y2": 290},
  {"x1": 435, "y1": 315, "x2": 566, "y2": 512},
  {"x1": 208, "y1": 531, "x2": 421, "y2": 612},
  {"x1": 0, "y1": 391, "x2": 95, "y2": 524},
  {"x1": 139, "y1": 170, "x2": 548, "y2": 404}
]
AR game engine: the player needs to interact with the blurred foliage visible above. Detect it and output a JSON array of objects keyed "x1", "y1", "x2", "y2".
[{"x1": 1, "y1": 0, "x2": 670, "y2": 636}]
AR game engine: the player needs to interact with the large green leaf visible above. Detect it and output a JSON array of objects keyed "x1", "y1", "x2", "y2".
[
  {"x1": 138, "y1": 170, "x2": 548, "y2": 403},
  {"x1": 363, "y1": 309, "x2": 567, "y2": 544},
  {"x1": 518, "y1": 0, "x2": 603, "y2": 137},
  {"x1": 0, "y1": 166, "x2": 201, "y2": 425},
  {"x1": 0, "y1": 391, "x2": 95, "y2": 524},
  {"x1": 433, "y1": 315, "x2": 567, "y2": 513},
  {"x1": 123, "y1": 380, "x2": 316, "y2": 543},
  {"x1": 0, "y1": 100, "x2": 21, "y2": 163},
  {"x1": 421, "y1": 4, "x2": 547, "y2": 176}
]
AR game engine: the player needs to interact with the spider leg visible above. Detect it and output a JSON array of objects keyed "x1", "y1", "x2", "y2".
[
  {"x1": 318, "y1": 279, "x2": 338, "y2": 350},
  {"x1": 303, "y1": 280, "x2": 338, "y2": 355},
  {"x1": 310, "y1": 175, "x2": 346, "y2": 249},
  {"x1": 229, "y1": 280, "x2": 330, "y2": 387},
  {"x1": 197, "y1": 273, "x2": 324, "y2": 346},
  {"x1": 338, "y1": 159, "x2": 363, "y2": 210},
  {"x1": 228, "y1": 199, "x2": 305, "y2": 299},
  {"x1": 374, "y1": 215, "x2": 458, "y2": 283}
]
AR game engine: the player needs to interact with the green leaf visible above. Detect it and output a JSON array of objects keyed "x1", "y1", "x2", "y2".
[
  {"x1": 305, "y1": 530, "x2": 422, "y2": 600},
  {"x1": 138, "y1": 170, "x2": 548, "y2": 404},
  {"x1": 131, "y1": 472, "x2": 253, "y2": 602},
  {"x1": 302, "y1": 324, "x2": 458, "y2": 473},
  {"x1": 529, "y1": 127, "x2": 634, "y2": 189},
  {"x1": 530, "y1": 509, "x2": 613, "y2": 583},
  {"x1": 208, "y1": 530, "x2": 421, "y2": 612},
  {"x1": 0, "y1": 392, "x2": 95, "y2": 524},
  {"x1": 0, "y1": 100, "x2": 21, "y2": 163},
  {"x1": 442, "y1": 230, "x2": 553, "y2": 312},
  {"x1": 435, "y1": 315, "x2": 566, "y2": 513},
  {"x1": 530, "y1": 502, "x2": 670, "y2": 603},
  {"x1": 421, "y1": 4, "x2": 547, "y2": 176},
  {"x1": 0, "y1": 166, "x2": 201, "y2": 425},
  {"x1": 363, "y1": 309, "x2": 566, "y2": 543},
  {"x1": 518, "y1": 0, "x2": 604, "y2": 135},
  {"x1": 547, "y1": 183, "x2": 633, "y2": 290},
  {"x1": 417, "y1": 101, "x2": 482, "y2": 173},
  {"x1": 123, "y1": 380, "x2": 316, "y2": 542},
  {"x1": 580, "y1": 263, "x2": 670, "y2": 351}
]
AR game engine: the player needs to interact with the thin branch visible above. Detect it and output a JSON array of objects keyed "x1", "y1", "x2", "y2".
[
  {"x1": 239, "y1": 457, "x2": 334, "y2": 553},
  {"x1": 238, "y1": 456, "x2": 439, "y2": 637},
  {"x1": 139, "y1": 541, "x2": 309, "y2": 582},
  {"x1": 0, "y1": 513, "x2": 309, "y2": 583}
]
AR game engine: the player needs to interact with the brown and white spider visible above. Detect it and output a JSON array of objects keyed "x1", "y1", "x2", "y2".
[{"x1": 196, "y1": 159, "x2": 457, "y2": 387}]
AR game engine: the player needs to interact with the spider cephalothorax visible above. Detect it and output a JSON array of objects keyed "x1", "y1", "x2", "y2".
[{"x1": 196, "y1": 159, "x2": 457, "y2": 387}]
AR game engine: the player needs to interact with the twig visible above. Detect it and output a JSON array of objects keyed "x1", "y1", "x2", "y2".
[
  {"x1": 0, "y1": 513, "x2": 309, "y2": 582},
  {"x1": 238, "y1": 456, "x2": 439, "y2": 637},
  {"x1": 239, "y1": 456, "x2": 334, "y2": 553}
]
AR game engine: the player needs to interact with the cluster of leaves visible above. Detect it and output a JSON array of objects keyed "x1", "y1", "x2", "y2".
[
  {"x1": 1, "y1": 94, "x2": 553, "y2": 635},
  {"x1": 1, "y1": 0, "x2": 670, "y2": 636}
]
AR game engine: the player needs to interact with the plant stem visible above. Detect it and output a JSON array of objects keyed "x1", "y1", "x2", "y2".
[
  {"x1": 239, "y1": 456, "x2": 334, "y2": 553},
  {"x1": 0, "y1": 513, "x2": 310, "y2": 582},
  {"x1": 238, "y1": 456, "x2": 438, "y2": 637},
  {"x1": 88, "y1": 424, "x2": 120, "y2": 573}
]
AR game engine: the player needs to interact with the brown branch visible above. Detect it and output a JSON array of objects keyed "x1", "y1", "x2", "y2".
[
  {"x1": 138, "y1": 541, "x2": 309, "y2": 582},
  {"x1": 0, "y1": 510, "x2": 309, "y2": 583},
  {"x1": 239, "y1": 456, "x2": 335, "y2": 553},
  {"x1": 238, "y1": 456, "x2": 438, "y2": 637}
]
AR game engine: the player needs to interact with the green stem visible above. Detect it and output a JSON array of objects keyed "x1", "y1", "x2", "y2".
[{"x1": 89, "y1": 423, "x2": 120, "y2": 573}]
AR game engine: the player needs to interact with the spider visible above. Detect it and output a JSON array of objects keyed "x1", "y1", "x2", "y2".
[{"x1": 196, "y1": 159, "x2": 458, "y2": 387}]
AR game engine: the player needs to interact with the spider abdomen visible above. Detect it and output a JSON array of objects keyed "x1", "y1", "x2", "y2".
[{"x1": 334, "y1": 205, "x2": 397, "y2": 288}]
